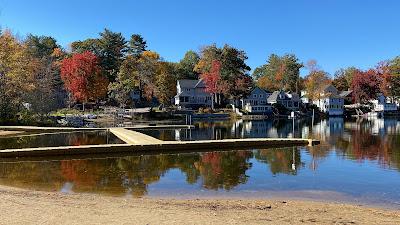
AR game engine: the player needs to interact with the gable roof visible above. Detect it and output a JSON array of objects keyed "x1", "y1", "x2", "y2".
[
  {"x1": 178, "y1": 79, "x2": 206, "y2": 88},
  {"x1": 268, "y1": 90, "x2": 288, "y2": 102},
  {"x1": 339, "y1": 90, "x2": 352, "y2": 97},
  {"x1": 250, "y1": 87, "x2": 268, "y2": 95},
  {"x1": 322, "y1": 84, "x2": 339, "y2": 94}
]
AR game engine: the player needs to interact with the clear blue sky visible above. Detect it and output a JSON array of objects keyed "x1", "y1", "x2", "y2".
[{"x1": 1, "y1": 0, "x2": 400, "y2": 76}]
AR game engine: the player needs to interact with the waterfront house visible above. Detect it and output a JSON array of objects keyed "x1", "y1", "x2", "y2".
[
  {"x1": 339, "y1": 90, "x2": 353, "y2": 104},
  {"x1": 371, "y1": 93, "x2": 397, "y2": 112},
  {"x1": 174, "y1": 79, "x2": 213, "y2": 109},
  {"x1": 300, "y1": 90, "x2": 310, "y2": 104},
  {"x1": 313, "y1": 84, "x2": 344, "y2": 116},
  {"x1": 240, "y1": 87, "x2": 272, "y2": 113},
  {"x1": 267, "y1": 90, "x2": 300, "y2": 111}
]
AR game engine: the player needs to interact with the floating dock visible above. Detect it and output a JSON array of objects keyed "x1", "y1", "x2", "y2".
[{"x1": 0, "y1": 127, "x2": 320, "y2": 158}]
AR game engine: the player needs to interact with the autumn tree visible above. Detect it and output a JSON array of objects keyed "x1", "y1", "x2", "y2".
[
  {"x1": 108, "y1": 50, "x2": 161, "y2": 106},
  {"x1": 155, "y1": 62, "x2": 177, "y2": 105},
  {"x1": 380, "y1": 57, "x2": 400, "y2": 100},
  {"x1": 0, "y1": 30, "x2": 36, "y2": 121},
  {"x1": 200, "y1": 60, "x2": 222, "y2": 109},
  {"x1": 332, "y1": 67, "x2": 358, "y2": 91},
  {"x1": 60, "y1": 51, "x2": 108, "y2": 110},
  {"x1": 108, "y1": 55, "x2": 140, "y2": 107},
  {"x1": 351, "y1": 69, "x2": 382, "y2": 104},
  {"x1": 194, "y1": 44, "x2": 252, "y2": 101},
  {"x1": 304, "y1": 60, "x2": 331, "y2": 101},
  {"x1": 138, "y1": 51, "x2": 160, "y2": 101},
  {"x1": 253, "y1": 54, "x2": 303, "y2": 92},
  {"x1": 71, "y1": 29, "x2": 127, "y2": 82},
  {"x1": 24, "y1": 34, "x2": 67, "y2": 114}
]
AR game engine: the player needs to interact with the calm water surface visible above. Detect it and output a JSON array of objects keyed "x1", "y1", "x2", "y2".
[
  {"x1": 0, "y1": 130, "x2": 123, "y2": 150},
  {"x1": 1, "y1": 118, "x2": 400, "y2": 208}
]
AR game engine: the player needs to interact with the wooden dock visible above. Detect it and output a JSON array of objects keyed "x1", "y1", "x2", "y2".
[{"x1": 0, "y1": 127, "x2": 320, "y2": 158}]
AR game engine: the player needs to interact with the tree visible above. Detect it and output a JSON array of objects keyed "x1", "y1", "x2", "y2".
[
  {"x1": 351, "y1": 69, "x2": 382, "y2": 103},
  {"x1": 108, "y1": 50, "x2": 162, "y2": 106},
  {"x1": 155, "y1": 62, "x2": 177, "y2": 105},
  {"x1": 138, "y1": 51, "x2": 160, "y2": 101},
  {"x1": 25, "y1": 34, "x2": 59, "y2": 59},
  {"x1": 253, "y1": 54, "x2": 303, "y2": 92},
  {"x1": 304, "y1": 60, "x2": 331, "y2": 101},
  {"x1": 176, "y1": 50, "x2": 200, "y2": 79},
  {"x1": 332, "y1": 67, "x2": 358, "y2": 91},
  {"x1": 24, "y1": 35, "x2": 66, "y2": 114},
  {"x1": 108, "y1": 56, "x2": 140, "y2": 107},
  {"x1": 60, "y1": 51, "x2": 108, "y2": 110},
  {"x1": 71, "y1": 38, "x2": 102, "y2": 56},
  {"x1": 128, "y1": 34, "x2": 147, "y2": 57},
  {"x1": 98, "y1": 29, "x2": 127, "y2": 81},
  {"x1": 70, "y1": 29, "x2": 127, "y2": 82},
  {"x1": 201, "y1": 60, "x2": 222, "y2": 109},
  {"x1": 381, "y1": 57, "x2": 400, "y2": 100},
  {"x1": 194, "y1": 44, "x2": 252, "y2": 100},
  {"x1": 0, "y1": 30, "x2": 36, "y2": 120}
]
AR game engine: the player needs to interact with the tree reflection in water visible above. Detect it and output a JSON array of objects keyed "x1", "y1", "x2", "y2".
[{"x1": 0, "y1": 118, "x2": 400, "y2": 197}]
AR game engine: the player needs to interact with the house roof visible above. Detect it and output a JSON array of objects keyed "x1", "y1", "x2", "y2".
[
  {"x1": 178, "y1": 79, "x2": 206, "y2": 88},
  {"x1": 339, "y1": 90, "x2": 353, "y2": 97},
  {"x1": 323, "y1": 92, "x2": 344, "y2": 98},
  {"x1": 268, "y1": 90, "x2": 289, "y2": 102}
]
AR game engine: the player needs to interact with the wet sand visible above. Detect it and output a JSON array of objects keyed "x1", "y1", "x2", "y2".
[{"x1": 0, "y1": 185, "x2": 399, "y2": 225}]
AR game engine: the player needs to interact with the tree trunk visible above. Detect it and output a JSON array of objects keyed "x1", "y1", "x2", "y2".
[{"x1": 211, "y1": 94, "x2": 215, "y2": 110}]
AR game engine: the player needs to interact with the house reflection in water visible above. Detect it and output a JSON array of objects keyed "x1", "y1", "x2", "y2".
[{"x1": 1, "y1": 118, "x2": 400, "y2": 202}]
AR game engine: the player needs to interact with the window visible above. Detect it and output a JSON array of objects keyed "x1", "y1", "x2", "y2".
[
  {"x1": 259, "y1": 94, "x2": 263, "y2": 98},
  {"x1": 253, "y1": 94, "x2": 257, "y2": 98}
]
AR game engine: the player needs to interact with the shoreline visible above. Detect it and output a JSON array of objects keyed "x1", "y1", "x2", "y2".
[{"x1": 0, "y1": 185, "x2": 399, "y2": 224}]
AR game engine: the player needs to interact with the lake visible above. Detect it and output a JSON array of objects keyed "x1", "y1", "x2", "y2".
[{"x1": 1, "y1": 118, "x2": 400, "y2": 208}]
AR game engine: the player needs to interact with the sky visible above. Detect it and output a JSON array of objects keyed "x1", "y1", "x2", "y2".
[{"x1": 1, "y1": 0, "x2": 400, "y2": 76}]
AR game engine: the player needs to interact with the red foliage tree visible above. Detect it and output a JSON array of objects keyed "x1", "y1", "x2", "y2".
[
  {"x1": 351, "y1": 69, "x2": 382, "y2": 103},
  {"x1": 200, "y1": 60, "x2": 222, "y2": 109},
  {"x1": 201, "y1": 60, "x2": 221, "y2": 93},
  {"x1": 60, "y1": 51, "x2": 108, "y2": 108}
]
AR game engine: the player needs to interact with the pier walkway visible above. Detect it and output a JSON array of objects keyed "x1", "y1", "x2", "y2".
[
  {"x1": 109, "y1": 128, "x2": 163, "y2": 144},
  {"x1": 0, "y1": 127, "x2": 320, "y2": 158}
]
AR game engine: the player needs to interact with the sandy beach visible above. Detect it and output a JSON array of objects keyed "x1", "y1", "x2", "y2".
[{"x1": 0, "y1": 185, "x2": 399, "y2": 225}]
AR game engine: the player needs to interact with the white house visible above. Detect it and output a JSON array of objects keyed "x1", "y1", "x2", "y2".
[
  {"x1": 313, "y1": 84, "x2": 344, "y2": 116},
  {"x1": 339, "y1": 90, "x2": 353, "y2": 104},
  {"x1": 174, "y1": 79, "x2": 213, "y2": 109},
  {"x1": 267, "y1": 90, "x2": 300, "y2": 111},
  {"x1": 371, "y1": 93, "x2": 397, "y2": 112},
  {"x1": 300, "y1": 90, "x2": 309, "y2": 104},
  {"x1": 241, "y1": 87, "x2": 272, "y2": 113}
]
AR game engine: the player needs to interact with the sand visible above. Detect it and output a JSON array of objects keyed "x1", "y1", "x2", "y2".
[{"x1": 0, "y1": 185, "x2": 399, "y2": 225}]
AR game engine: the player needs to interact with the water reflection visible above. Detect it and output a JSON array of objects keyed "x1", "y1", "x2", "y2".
[
  {"x1": 0, "y1": 131, "x2": 123, "y2": 150},
  {"x1": 0, "y1": 118, "x2": 400, "y2": 206},
  {"x1": 0, "y1": 151, "x2": 254, "y2": 196}
]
